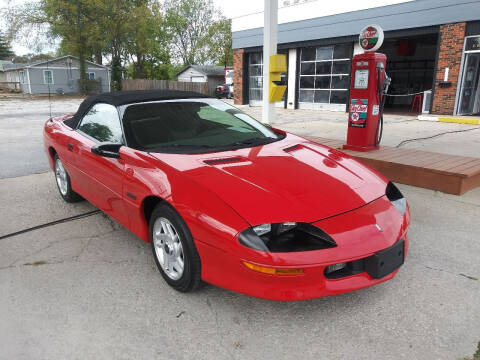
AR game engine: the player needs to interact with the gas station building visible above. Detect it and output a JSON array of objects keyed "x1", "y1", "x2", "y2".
[{"x1": 232, "y1": 0, "x2": 480, "y2": 116}]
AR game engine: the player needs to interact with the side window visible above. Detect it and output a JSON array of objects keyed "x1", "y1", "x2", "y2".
[{"x1": 78, "y1": 103, "x2": 123, "y2": 143}]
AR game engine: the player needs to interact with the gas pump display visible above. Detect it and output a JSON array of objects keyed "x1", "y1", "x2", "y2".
[{"x1": 354, "y1": 69, "x2": 369, "y2": 89}]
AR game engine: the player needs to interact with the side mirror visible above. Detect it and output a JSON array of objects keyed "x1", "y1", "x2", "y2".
[{"x1": 91, "y1": 142, "x2": 122, "y2": 159}]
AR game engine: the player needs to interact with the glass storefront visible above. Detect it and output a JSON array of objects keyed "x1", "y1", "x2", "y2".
[
  {"x1": 457, "y1": 36, "x2": 480, "y2": 115},
  {"x1": 298, "y1": 44, "x2": 352, "y2": 110},
  {"x1": 248, "y1": 52, "x2": 263, "y2": 106}
]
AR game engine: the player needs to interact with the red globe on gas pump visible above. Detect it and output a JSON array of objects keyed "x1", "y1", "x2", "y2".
[{"x1": 344, "y1": 25, "x2": 391, "y2": 152}]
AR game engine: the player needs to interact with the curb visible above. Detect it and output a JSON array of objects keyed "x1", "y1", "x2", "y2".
[{"x1": 418, "y1": 115, "x2": 479, "y2": 125}]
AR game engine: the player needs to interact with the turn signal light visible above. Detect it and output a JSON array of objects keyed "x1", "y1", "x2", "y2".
[{"x1": 242, "y1": 261, "x2": 304, "y2": 276}]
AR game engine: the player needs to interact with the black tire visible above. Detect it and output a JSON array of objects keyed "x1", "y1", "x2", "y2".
[
  {"x1": 53, "y1": 154, "x2": 83, "y2": 203},
  {"x1": 149, "y1": 202, "x2": 202, "y2": 292}
]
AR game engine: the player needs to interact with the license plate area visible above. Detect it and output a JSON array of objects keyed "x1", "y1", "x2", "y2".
[{"x1": 365, "y1": 239, "x2": 405, "y2": 279}]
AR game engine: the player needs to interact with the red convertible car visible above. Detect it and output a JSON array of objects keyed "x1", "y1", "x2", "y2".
[{"x1": 44, "y1": 90, "x2": 410, "y2": 301}]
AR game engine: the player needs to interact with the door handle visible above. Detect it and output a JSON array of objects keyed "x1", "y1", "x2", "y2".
[{"x1": 67, "y1": 143, "x2": 74, "y2": 151}]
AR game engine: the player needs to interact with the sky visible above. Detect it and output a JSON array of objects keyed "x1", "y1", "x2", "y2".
[{"x1": 213, "y1": 0, "x2": 264, "y2": 19}]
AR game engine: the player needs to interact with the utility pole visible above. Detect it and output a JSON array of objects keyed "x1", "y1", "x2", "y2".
[{"x1": 262, "y1": 0, "x2": 278, "y2": 124}]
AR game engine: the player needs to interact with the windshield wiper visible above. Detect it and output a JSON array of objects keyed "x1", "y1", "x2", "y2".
[
  {"x1": 146, "y1": 143, "x2": 217, "y2": 153},
  {"x1": 227, "y1": 137, "x2": 276, "y2": 147},
  {"x1": 153, "y1": 143, "x2": 215, "y2": 149}
]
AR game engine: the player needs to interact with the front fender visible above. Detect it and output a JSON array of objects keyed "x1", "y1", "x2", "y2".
[{"x1": 120, "y1": 147, "x2": 250, "y2": 249}]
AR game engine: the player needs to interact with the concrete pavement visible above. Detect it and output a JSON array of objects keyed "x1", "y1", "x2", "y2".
[
  {"x1": 232, "y1": 103, "x2": 480, "y2": 158},
  {"x1": 0, "y1": 170, "x2": 479, "y2": 359}
]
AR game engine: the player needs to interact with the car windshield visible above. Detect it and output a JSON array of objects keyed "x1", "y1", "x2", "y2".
[{"x1": 122, "y1": 98, "x2": 283, "y2": 153}]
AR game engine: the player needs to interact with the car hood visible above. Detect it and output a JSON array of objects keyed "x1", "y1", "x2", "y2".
[{"x1": 150, "y1": 134, "x2": 387, "y2": 226}]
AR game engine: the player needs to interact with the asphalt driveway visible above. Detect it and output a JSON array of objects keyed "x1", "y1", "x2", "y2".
[{"x1": 0, "y1": 95, "x2": 83, "y2": 179}]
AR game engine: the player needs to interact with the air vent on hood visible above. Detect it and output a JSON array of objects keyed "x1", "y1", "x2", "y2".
[
  {"x1": 204, "y1": 157, "x2": 244, "y2": 165},
  {"x1": 283, "y1": 144, "x2": 302, "y2": 153}
]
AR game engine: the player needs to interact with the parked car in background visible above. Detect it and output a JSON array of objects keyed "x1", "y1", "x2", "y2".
[{"x1": 215, "y1": 83, "x2": 233, "y2": 99}]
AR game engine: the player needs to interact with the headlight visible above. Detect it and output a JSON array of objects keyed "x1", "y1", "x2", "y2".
[
  {"x1": 386, "y1": 181, "x2": 407, "y2": 215},
  {"x1": 239, "y1": 222, "x2": 337, "y2": 253},
  {"x1": 252, "y1": 223, "x2": 272, "y2": 236},
  {"x1": 252, "y1": 222, "x2": 296, "y2": 236}
]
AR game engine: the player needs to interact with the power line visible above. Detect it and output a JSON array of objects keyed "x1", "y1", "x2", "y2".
[
  {"x1": 0, "y1": 210, "x2": 101, "y2": 241},
  {"x1": 396, "y1": 127, "x2": 480, "y2": 148},
  {"x1": 228, "y1": 0, "x2": 321, "y2": 20}
]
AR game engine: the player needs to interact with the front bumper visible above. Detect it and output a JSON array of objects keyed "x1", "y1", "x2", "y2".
[
  {"x1": 196, "y1": 195, "x2": 410, "y2": 301},
  {"x1": 197, "y1": 235, "x2": 408, "y2": 301}
]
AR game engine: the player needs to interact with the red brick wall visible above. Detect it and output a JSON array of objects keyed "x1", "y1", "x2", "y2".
[
  {"x1": 233, "y1": 49, "x2": 245, "y2": 105},
  {"x1": 432, "y1": 22, "x2": 466, "y2": 115}
]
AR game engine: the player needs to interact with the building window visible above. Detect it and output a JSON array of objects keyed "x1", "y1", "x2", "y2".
[
  {"x1": 43, "y1": 70, "x2": 54, "y2": 85},
  {"x1": 299, "y1": 44, "x2": 351, "y2": 107},
  {"x1": 248, "y1": 52, "x2": 263, "y2": 102},
  {"x1": 87, "y1": 72, "x2": 95, "y2": 80},
  {"x1": 457, "y1": 35, "x2": 480, "y2": 115},
  {"x1": 19, "y1": 71, "x2": 25, "y2": 84}
]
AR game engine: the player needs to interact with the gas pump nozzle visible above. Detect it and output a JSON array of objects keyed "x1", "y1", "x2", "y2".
[
  {"x1": 382, "y1": 76, "x2": 391, "y2": 94},
  {"x1": 376, "y1": 62, "x2": 391, "y2": 95}
]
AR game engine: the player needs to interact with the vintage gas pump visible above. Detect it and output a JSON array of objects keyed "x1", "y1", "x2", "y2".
[{"x1": 344, "y1": 25, "x2": 391, "y2": 152}]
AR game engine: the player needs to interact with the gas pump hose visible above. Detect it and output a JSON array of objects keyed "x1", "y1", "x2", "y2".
[
  {"x1": 374, "y1": 69, "x2": 384, "y2": 147},
  {"x1": 374, "y1": 90, "x2": 387, "y2": 147}
]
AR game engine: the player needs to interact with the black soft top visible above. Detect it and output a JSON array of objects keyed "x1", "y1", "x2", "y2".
[{"x1": 64, "y1": 90, "x2": 211, "y2": 129}]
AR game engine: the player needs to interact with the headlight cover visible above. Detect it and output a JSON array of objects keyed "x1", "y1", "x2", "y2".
[
  {"x1": 386, "y1": 181, "x2": 407, "y2": 215},
  {"x1": 239, "y1": 222, "x2": 337, "y2": 253}
]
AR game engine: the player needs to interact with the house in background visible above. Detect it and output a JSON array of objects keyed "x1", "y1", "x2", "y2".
[
  {"x1": 3, "y1": 55, "x2": 110, "y2": 94},
  {"x1": 177, "y1": 65, "x2": 226, "y2": 95},
  {"x1": 0, "y1": 60, "x2": 14, "y2": 82},
  {"x1": 0, "y1": 61, "x2": 25, "y2": 91}
]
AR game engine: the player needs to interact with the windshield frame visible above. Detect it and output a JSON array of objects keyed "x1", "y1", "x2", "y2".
[{"x1": 119, "y1": 98, "x2": 286, "y2": 154}]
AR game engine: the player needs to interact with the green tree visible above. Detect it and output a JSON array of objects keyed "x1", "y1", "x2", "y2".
[
  {"x1": 41, "y1": 0, "x2": 100, "y2": 93},
  {"x1": 3, "y1": 0, "x2": 232, "y2": 86},
  {"x1": 124, "y1": 1, "x2": 177, "y2": 80},
  {"x1": 163, "y1": 0, "x2": 216, "y2": 65},
  {"x1": 100, "y1": 0, "x2": 140, "y2": 89},
  {"x1": 207, "y1": 18, "x2": 233, "y2": 67},
  {"x1": 0, "y1": 34, "x2": 15, "y2": 60},
  {"x1": 124, "y1": 1, "x2": 156, "y2": 79},
  {"x1": 110, "y1": 56, "x2": 123, "y2": 91},
  {"x1": 12, "y1": 53, "x2": 55, "y2": 63}
]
